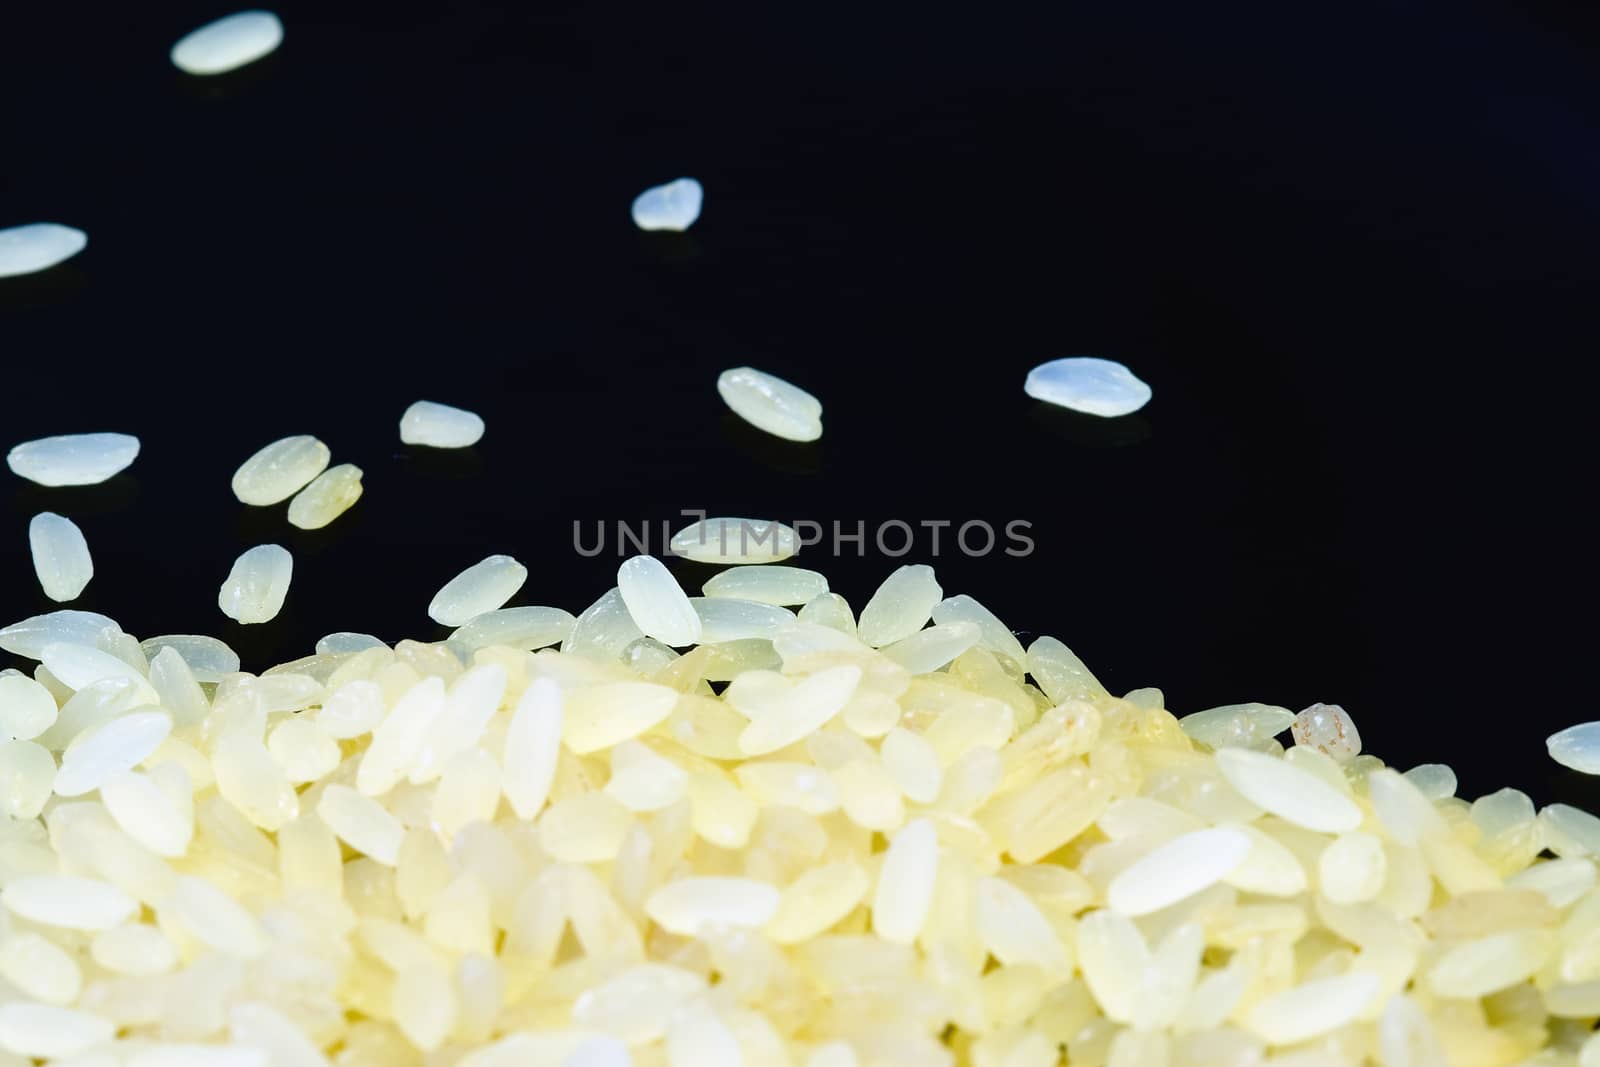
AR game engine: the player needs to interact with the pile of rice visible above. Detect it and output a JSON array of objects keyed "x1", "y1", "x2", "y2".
[{"x1": 0, "y1": 562, "x2": 1596, "y2": 1067}]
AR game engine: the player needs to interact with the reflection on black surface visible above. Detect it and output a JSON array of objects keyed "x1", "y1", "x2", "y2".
[
  {"x1": 718, "y1": 414, "x2": 825, "y2": 475},
  {"x1": 1026, "y1": 403, "x2": 1154, "y2": 449}
]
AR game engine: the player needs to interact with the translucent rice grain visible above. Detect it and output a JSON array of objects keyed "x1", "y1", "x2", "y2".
[
  {"x1": 504, "y1": 678, "x2": 562, "y2": 819},
  {"x1": 1550, "y1": 722, "x2": 1600, "y2": 775},
  {"x1": 448, "y1": 606, "x2": 574, "y2": 654},
  {"x1": 617, "y1": 555, "x2": 702, "y2": 646},
  {"x1": 400, "y1": 400, "x2": 485, "y2": 448},
  {"x1": 356, "y1": 676, "x2": 445, "y2": 795},
  {"x1": 632, "y1": 177, "x2": 703, "y2": 231},
  {"x1": 1213, "y1": 746, "x2": 1362, "y2": 833},
  {"x1": 392, "y1": 962, "x2": 456, "y2": 1052},
  {"x1": 563, "y1": 681, "x2": 679, "y2": 753},
  {"x1": 1024, "y1": 356, "x2": 1152, "y2": 417},
  {"x1": 6, "y1": 432, "x2": 136, "y2": 486},
  {"x1": 214, "y1": 732, "x2": 299, "y2": 830},
  {"x1": 266, "y1": 717, "x2": 341, "y2": 783},
  {"x1": 856, "y1": 564, "x2": 942, "y2": 648},
  {"x1": 164, "y1": 875, "x2": 269, "y2": 958},
  {"x1": 606, "y1": 740, "x2": 689, "y2": 812},
  {"x1": 932, "y1": 594, "x2": 1027, "y2": 666},
  {"x1": 317, "y1": 678, "x2": 385, "y2": 739},
  {"x1": 140, "y1": 634, "x2": 240, "y2": 682},
  {"x1": 1025, "y1": 635, "x2": 1108, "y2": 703},
  {"x1": 228, "y1": 1002, "x2": 333, "y2": 1067},
  {"x1": 28, "y1": 512, "x2": 93, "y2": 602},
  {"x1": 1106, "y1": 827, "x2": 1252, "y2": 916},
  {"x1": 689, "y1": 597, "x2": 795, "y2": 642},
  {"x1": 881, "y1": 621, "x2": 981, "y2": 674},
  {"x1": 716, "y1": 366, "x2": 823, "y2": 442},
  {"x1": 318, "y1": 784, "x2": 404, "y2": 864},
  {"x1": 0, "y1": 1002, "x2": 115, "y2": 1058},
  {"x1": 218, "y1": 544, "x2": 293, "y2": 624},
  {"x1": 702, "y1": 565, "x2": 828, "y2": 606},
  {"x1": 646, "y1": 877, "x2": 781, "y2": 935},
  {"x1": 1318, "y1": 831, "x2": 1387, "y2": 904},
  {"x1": 428, "y1": 554, "x2": 528, "y2": 627},
  {"x1": 287, "y1": 463, "x2": 363, "y2": 529},
  {"x1": 1366, "y1": 768, "x2": 1447, "y2": 845},
  {"x1": 670, "y1": 517, "x2": 800, "y2": 564},
  {"x1": 765, "y1": 862, "x2": 870, "y2": 943},
  {"x1": 737, "y1": 665, "x2": 861, "y2": 756},
  {"x1": 0, "y1": 608, "x2": 118, "y2": 658},
  {"x1": 2, "y1": 874, "x2": 137, "y2": 930},
  {"x1": 0, "y1": 222, "x2": 88, "y2": 278},
  {"x1": 1426, "y1": 929, "x2": 1557, "y2": 998},
  {"x1": 1542, "y1": 803, "x2": 1600, "y2": 858},
  {"x1": 538, "y1": 793, "x2": 631, "y2": 862},
  {"x1": 0, "y1": 673, "x2": 58, "y2": 740},
  {"x1": 316, "y1": 631, "x2": 386, "y2": 655},
  {"x1": 798, "y1": 592, "x2": 857, "y2": 634},
  {"x1": 1243, "y1": 972, "x2": 1380, "y2": 1045},
  {"x1": 231, "y1": 435, "x2": 329, "y2": 506},
  {"x1": 881, "y1": 726, "x2": 943, "y2": 803},
  {"x1": 171, "y1": 10, "x2": 283, "y2": 74},
  {"x1": 1403, "y1": 762, "x2": 1457, "y2": 800},
  {"x1": 974, "y1": 875, "x2": 1073, "y2": 973},
  {"x1": 91, "y1": 922, "x2": 179, "y2": 976},
  {"x1": 52, "y1": 709, "x2": 172, "y2": 796},
  {"x1": 0, "y1": 930, "x2": 82, "y2": 1005},
  {"x1": 666, "y1": 1004, "x2": 742, "y2": 1067},
  {"x1": 101, "y1": 768, "x2": 192, "y2": 856},
  {"x1": 871, "y1": 818, "x2": 939, "y2": 943},
  {"x1": 1076, "y1": 910, "x2": 1150, "y2": 1024},
  {"x1": 1291, "y1": 702, "x2": 1363, "y2": 762},
  {"x1": 0, "y1": 740, "x2": 55, "y2": 818}
]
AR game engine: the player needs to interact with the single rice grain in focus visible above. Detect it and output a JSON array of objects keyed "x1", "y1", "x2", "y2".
[
  {"x1": 716, "y1": 366, "x2": 823, "y2": 442},
  {"x1": 27, "y1": 511, "x2": 93, "y2": 602},
  {"x1": 7, "y1": 432, "x2": 138, "y2": 486},
  {"x1": 400, "y1": 400, "x2": 485, "y2": 448}
]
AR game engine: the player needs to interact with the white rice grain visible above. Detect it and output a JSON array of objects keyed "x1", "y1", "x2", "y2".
[
  {"x1": 231, "y1": 435, "x2": 329, "y2": 506},
  {"x1": 287, "y1": 463, "x2": 364, "y2": 529},
  {"x1": 28, "y1": 512, "x2": 93, "y2": 602},
  {"x1": 646, "y1": 877, "x2": 781, "y2": 935},
  {"x1": 871, "y1": 817, "x2": 939, "y2": 944},
  {"x1": 171, "y1": 10, "x2": 284, "y2": 75},
  {"x1": 856, "y1": 564, "x2": 942, "y2": 648},
  {"x1": 670, "y1": 516, "x2": 800, "y2": 564},
  {"x1": 1024, "y1": 356, "x2": 1152, "y2": 417},
  {"x1": 1213, "y1": 746, "x2": 1362, "y2": 833},
  {"x1": 617, "y1": 555, "x2": 702, "y2": 646},
  {"x1": 2, "y1": 874, "x2": 138, "y2": 930},
  {"x1": 400, "y1": 400, "x2": 485, "y2": 448},
  {"x1": 716, "y1": 366, "x2": 823, "y2": 442},
  {"x1": 632, "y1": 178, "x2": 703, "y2": 232},
  {"x1": 1106, "y1": 827, "x2": 1252, "y2": 916},
  {"x1": 0, "y1": 222, "x2": 88, "y2": 278},
  {"x1": 218, "y1": 544, "x2": 294, "y2": 624},
  {"x1": 702, "y1": 564, "x2": 828, "y2": 605},
  {"x1": 0, "y1": 1002, "x2": 115, "y2": 1058},
  {"x1": 7, "y1": 432, "x2": 138, "y2": 486},
  {"x1": 428, "y1": 554, "x2": 528, "y2": 626},
  {"x1": 1242, "y1": 973, "x2": 1381, "y2": 1045},
  {"x1": 52, "y1": 709, "x2": 172, "y2": 796},
  {"x1": 0, "y1": 672, "x2": 58, "y2": 740}
]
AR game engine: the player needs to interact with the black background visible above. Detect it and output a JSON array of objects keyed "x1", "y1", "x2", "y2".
[{"x1": 2, "y1": 0, "x2": 1595, "y2": 807}]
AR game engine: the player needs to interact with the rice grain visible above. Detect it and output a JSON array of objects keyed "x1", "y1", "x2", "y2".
[
  {"x1": 400, "y1": 400, "x2": 485, "y2": 448},
  {"x1": 7, "y1": 432, "x2": 138, "y2": 486},
  {"x1": 171, "y1": 10, "x2": 283, "y2": 74}
]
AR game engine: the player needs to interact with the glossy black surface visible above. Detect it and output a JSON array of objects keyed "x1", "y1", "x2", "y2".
[{"x1": 2, "y1": 0, "x2": 1596, "y2": 805}]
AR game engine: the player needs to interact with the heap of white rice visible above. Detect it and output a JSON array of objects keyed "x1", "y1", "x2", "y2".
[{"x1": 0, "y1": 560, "x2": 1596, "y2": 1067}]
